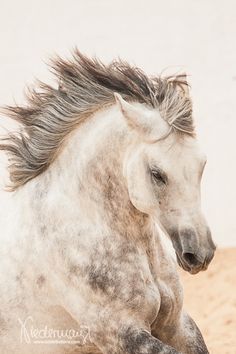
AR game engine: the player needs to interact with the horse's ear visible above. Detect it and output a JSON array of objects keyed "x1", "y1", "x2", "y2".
[
  {"x1": 114, "y1": 92, "x2": 170, "y2": 141},
  {"x1": 114, "y1": 93, "x2": 146, "y2": 132}
]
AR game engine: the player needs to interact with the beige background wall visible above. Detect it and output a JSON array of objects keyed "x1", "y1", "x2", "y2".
[{"x1": 0, "y1": 0, "x2": 235, "y2": 246}]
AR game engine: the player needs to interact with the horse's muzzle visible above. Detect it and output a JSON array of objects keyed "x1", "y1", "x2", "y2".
[
  {"x1": 170, "y1": 227, "x2": 216, "y2": 274},
  {"x1": 175, "y1": 249, "x2": 215, "y2": 274}
]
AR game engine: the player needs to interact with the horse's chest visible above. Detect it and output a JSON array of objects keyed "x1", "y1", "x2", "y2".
[
  {"x1": 83, "y1": 242, "x2": 161, "y2": 323},
  {"x1": 155, "y1": 278, "x2": 183, "y2": 324},
  {"x1": 142, "y1": 242, "x2": 183, "y2": 326},
  {"x1": 79, "y1": 236, "x2": 182, "y2": 326}
]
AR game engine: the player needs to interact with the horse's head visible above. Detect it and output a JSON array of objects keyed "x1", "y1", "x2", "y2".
[{"x1": 115, "y1": 93, "x2": 216, "y2": 274}]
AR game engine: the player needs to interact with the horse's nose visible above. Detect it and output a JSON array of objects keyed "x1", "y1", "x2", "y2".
[
  {"x1": 182, "y1": 251, "x2": 202, "y2": 268},
  {"x1": 173, "y1": 226, "x2": 216, "y2": 273}
]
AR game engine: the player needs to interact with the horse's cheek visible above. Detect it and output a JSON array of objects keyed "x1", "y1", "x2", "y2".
[{"x1": 125, "y1": 150, "x2": 157, "y2": 214}]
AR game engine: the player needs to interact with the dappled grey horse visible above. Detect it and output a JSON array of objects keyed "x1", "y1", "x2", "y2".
[{"x1": 0, "y1": 52, "x2": 215, "y2": 354}]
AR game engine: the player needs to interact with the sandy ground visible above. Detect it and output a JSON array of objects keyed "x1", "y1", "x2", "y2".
[{"x1": 180, "y1": 248, "x2": 236, "y2": 354}]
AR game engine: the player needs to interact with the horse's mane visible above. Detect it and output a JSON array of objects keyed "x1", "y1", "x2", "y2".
[{"x1": 0, "y1": 50, "x2": 194, "y2": 190}]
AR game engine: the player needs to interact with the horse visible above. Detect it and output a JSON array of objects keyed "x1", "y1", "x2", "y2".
[{"x1": 0, "y1": 51, "x2": 216, "y2": 354}]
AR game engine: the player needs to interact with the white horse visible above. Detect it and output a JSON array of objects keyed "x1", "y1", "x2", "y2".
[{"x1": 0, "y1": 51, "x2": 215, "y2": 354}]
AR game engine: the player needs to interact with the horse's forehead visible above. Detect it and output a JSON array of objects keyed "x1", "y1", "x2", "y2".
[
  {"x1": 146, "y1": 135, "x2": 206, "y2": 169},
  {"x1": 171, "y1": 138, "x2": 206, "y2": 163}
]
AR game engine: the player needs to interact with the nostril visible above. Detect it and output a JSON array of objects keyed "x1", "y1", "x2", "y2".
[{"x1": 182, "y1": 252, "x2": 201, "y2": 267}]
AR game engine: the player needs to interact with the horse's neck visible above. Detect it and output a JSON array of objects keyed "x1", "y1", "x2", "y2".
[{"x1": 16, "y1": 105, "x2": 150, "y2": 240}]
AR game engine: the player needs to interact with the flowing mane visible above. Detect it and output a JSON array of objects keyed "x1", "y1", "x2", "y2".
[{"x1": 0, "y1": 50, "x2": 193, "y2": 190}]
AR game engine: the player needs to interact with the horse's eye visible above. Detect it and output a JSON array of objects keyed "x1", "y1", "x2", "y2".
[{"x1": 151, "y1": 168, "x2": 167, "y2": 186}]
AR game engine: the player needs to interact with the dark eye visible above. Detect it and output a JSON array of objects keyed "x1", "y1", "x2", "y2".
[{"x1": 151, "y1": 168, "x2": 167, "y2": 186}]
